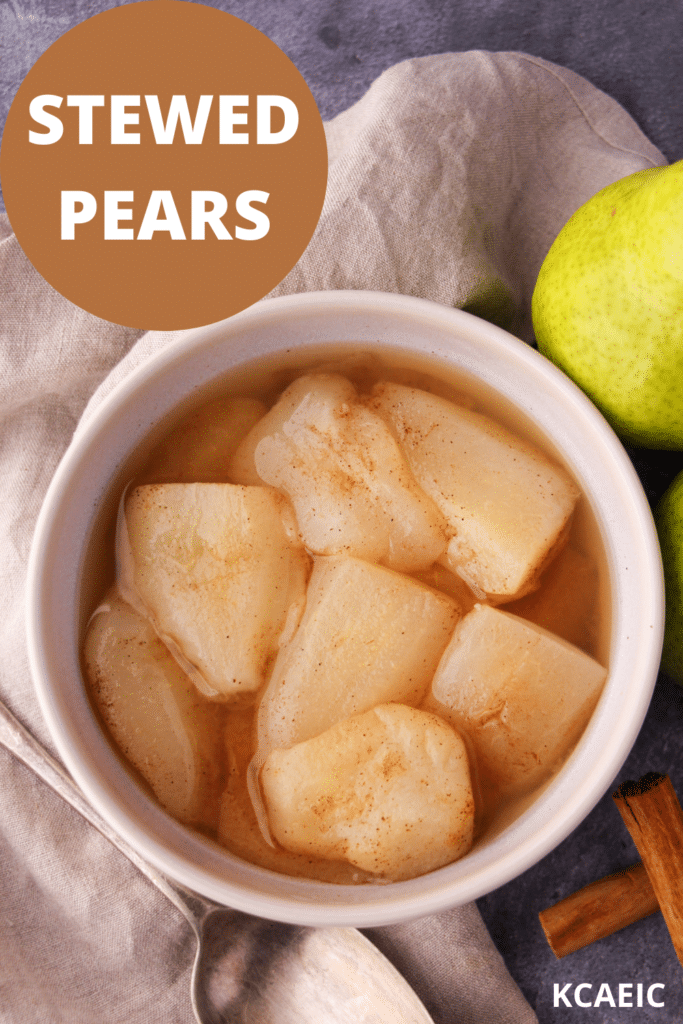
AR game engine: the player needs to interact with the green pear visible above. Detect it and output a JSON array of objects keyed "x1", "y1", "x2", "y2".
[
  {"x1": 532, "y1": 161, "x2": 683, "y2": 448},
  {"x1": 655, "y1": 470, "x2": 683, "y2": 684}
]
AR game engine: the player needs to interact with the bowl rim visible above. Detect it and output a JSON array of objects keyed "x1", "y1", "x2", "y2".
[{"x1": 25, "y1": 289, "x2": 664, "y2": 927}]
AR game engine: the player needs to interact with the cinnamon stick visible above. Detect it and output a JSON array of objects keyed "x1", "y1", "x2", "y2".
[
  {"x1": 613, "y1": 772, "x2": 683, "y2": 967},
  {"x1": 539, "y1": 861, "x2": 658, "y2": 958}
]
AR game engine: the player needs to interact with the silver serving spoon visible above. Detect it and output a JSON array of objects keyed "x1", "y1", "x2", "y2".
[{"x1": 0, "y1": 699, "x2": 434, "y2": 1024}]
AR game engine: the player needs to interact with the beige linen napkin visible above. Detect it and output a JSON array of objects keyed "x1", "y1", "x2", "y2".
[{"x1": 0, "y1": 52, "x2": 664, "y2": 1023}]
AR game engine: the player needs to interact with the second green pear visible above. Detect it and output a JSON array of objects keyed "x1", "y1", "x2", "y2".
[
  {"x1": 656, "y1": 470, "x2": 683, "y2": 685},
  {"x1": 532, "y1": 161, "x2": 683, "y2": 448}
]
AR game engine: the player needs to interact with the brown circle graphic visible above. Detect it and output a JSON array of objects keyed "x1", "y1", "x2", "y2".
[{"x1": 0, "y1": 2, "x2": 328, "y2": 329}]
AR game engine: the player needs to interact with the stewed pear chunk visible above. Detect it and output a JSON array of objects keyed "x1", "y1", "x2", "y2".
[
  {"x1": 261, "y1": 704, "x2": 474, "y2": 881},
  {"x1": 217, "y1": 708, "x2": 372, "y2": 882},
  {"x1": 426, "y1": 604, "x2": 607, "y2": 797},
  {"x1": 141, "y1": 396, "x2": 267, "y2": 484},
  {"x1": 253, "y1": 554, "x2": 461, "y2": 762},
  {"x1": 367, "y1": 382, "x2": 579, "y2": 600},
  {"x1": 84, "y1": 590, "x2": 224, "y2": 828},
  {"x1": 120, "y1": 483, "x2": 309, "y2": 700},
  {"x1": 229, "y1": 373, "x2": 447, "y2": 573}
]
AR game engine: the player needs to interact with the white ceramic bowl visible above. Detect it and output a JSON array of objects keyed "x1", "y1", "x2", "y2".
[{"x1": 26, "y1": 290, "x2": 663, "y2": 928}]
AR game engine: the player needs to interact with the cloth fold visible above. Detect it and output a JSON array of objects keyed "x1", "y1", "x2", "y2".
[{"x1": 0, "y1": 52, "x2": 665, "y2": 1023}]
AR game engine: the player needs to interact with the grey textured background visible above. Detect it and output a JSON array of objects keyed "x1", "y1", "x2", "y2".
[{"x1": 2, "y1": 2, "x2": 683, "y2": 1022}]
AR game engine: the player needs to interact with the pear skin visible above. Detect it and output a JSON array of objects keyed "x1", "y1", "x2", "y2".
[
  {"x1": 656, "y1": 470, "x2": 683, "y2": 683},
  {"x1": 532, "y1": 161, "x2": 683, "y2": 448}
]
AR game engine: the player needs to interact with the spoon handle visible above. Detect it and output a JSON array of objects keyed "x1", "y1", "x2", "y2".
[{"x1": 0, "y1": 698, "x2": 210, "y2": 925}]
